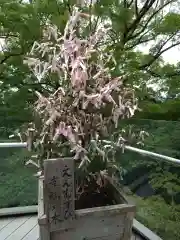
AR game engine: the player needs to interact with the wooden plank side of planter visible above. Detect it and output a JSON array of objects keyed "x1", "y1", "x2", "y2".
[
  {"x1": 44, "y1": 158, "x2": 75, "y2": 232},
  {"x1": 51, "y1": 204, "x2": 135, "y2": 240}
]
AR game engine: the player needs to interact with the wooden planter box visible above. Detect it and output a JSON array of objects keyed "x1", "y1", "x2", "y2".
[{"x1": 38, "y1": 158, "x2": 136, "y2": 240}]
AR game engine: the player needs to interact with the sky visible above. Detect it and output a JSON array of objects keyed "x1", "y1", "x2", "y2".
[{"x1": 161, "y1": 47, "x2": 180, "y2": 64}]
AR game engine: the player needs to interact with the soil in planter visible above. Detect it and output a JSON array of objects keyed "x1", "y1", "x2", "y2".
[
  {"x1": 75, "y1": 187, "x2": 115, "y2": 209},
  {"x1": 75, "y1": 179, "x2": 119, "y2": 210}
]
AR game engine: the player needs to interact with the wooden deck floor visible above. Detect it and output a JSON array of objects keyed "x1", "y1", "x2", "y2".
[
  {"x1": 0, "y1": 214, "x2": 140, "y2": 240},
  {"x1": 0, "y1": 213, "x2": 159, "y2": 240},
  {"x1": 0, "y1": 214, "x2": 38, "y2": 240}
]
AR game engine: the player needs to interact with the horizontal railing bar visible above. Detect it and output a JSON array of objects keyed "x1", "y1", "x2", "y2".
[
  {"x1": 125, "y1": 145, "x2": 180, "y2": 165},
  {"x1": 0, "y1": 142, "x2": 27, "y2": 148},
  {"x1": 100, "y1": 140, "x2": 180, "y2": 165},
  {"x1": 0, "y1": 141, "x2": 180, "y2": 165}
]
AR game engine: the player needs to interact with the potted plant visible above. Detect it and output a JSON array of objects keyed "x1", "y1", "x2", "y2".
[{"x1": 24, "y1": 5, "x2": 138, "y2": 240}]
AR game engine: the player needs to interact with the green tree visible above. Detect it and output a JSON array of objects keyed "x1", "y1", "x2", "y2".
[{"x1": 1, "y1": 0, "x2": 180, "y2": 131}]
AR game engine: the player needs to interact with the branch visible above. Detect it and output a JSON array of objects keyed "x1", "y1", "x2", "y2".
[
  {"x1": 123, "y1": 0, "x2": 156, "y2": 42},
  {"x1": 145, "y1": 69, "x2": 180, "y2": 78},
  {"x1": 126, "y1": 36, "x2": 155, "y2": 50},
  {"x1": 92, "y1": 15, "x2": 101, "y2": 35},
  {"x1": 88, "y1": 0, "x2": 93, "y2": 32},
  {"x1": 140, "y1": 40, "x2": 180, "y2": 69},
  {"x1": 65, "y1": 0, "x2": 72, "y2": 15},
  {"x1": 0, "y1": 52, "x2": 23, "y2": 65},
  {"x1": 128, "y1": 0, "x2": 175, "y2": 41},
  {"x1": 123, "y1": 0, "x2": 127, "y2": 7},
  {"x1": 154, "y1": 32, "x2": 177, "y2": 53},
  {"x1": 0, "y1": 41, "x2": 33, "y2": 65},
  {"x1": 134, "y1": 0, "x2": 138, "y2": 17},
  {"x1": 123, "y1": 0, "x2": 133, "y2": 8},
  {"x1": 0, "y1": 34, "x2": 18, "y2": 38},
  {"x1": 0, "y1": 78, "x2": 56, "y2": 93},
  {"x1": 127, "y1": 0, "x2": 134, "y2": 8}
]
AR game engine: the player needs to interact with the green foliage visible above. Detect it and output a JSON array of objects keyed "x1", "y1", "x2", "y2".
[
  {"x1": 135, "y1": 195, "x2": 180, "y2": 240},
  {"x1": 150, "y1": 171, "x2": 180, "y2": 204},
  {"x1": 137, "y1": 99, "x2": 180, "y2": 121},
  {"x1": 119, "y1": 119, "x2": 180, "y2": 154},
  {"x1": 0, "y1": 149, "x2": 37, "y2": 208},
  {"x1": 155, "y1": 13, "x2": 180, "y2": 34}
]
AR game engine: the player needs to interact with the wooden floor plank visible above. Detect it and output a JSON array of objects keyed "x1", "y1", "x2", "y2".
[
  {"x1": 6, "y1": 216, "x2": 37, "y2": 240},
  {"x1": 0, "y1": 216, "x2": 30, "y2": 240},
  {"x1": 0, "y1": 217, "x2": 16, "y2": 231},
  {"x1": 22, "y1": 225, "x2": 39, "y2": 240}
]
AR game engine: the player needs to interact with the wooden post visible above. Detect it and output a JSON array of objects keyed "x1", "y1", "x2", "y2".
[{"x1": 44, "y1": 158, "x2": 75, "y2": 232}]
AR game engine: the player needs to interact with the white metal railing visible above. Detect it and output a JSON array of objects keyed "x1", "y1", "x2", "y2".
[
  {"x1": 0, "y1": 142, "x2": 27, "y2": 148},
  {"x1": 125, "y1": 145, "x2": 180, "y2": 165},
  {"x1": 0, "y1": 141, "x2": 180, "y2": 165},
  {"x1": 101, "y1": 140, "x2": 180, "y2": 166}
]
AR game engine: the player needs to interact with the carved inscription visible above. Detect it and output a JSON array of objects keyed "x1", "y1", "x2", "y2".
[
  {"x1": 44, "y1": 158, "x2": 75, "y2": 231},
  {"x1": 61, "y1": 162, "x2": 75, "y2": 221}
]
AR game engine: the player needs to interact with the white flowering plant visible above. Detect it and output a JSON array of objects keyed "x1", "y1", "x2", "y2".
[{"x1": 23, "y1": 6, "x2": 141, "y2": 201}]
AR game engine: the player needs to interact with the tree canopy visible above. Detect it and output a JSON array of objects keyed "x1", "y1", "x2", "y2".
[{"x1": 0, "y1": 0, "x2": 180, "y2": 132}]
